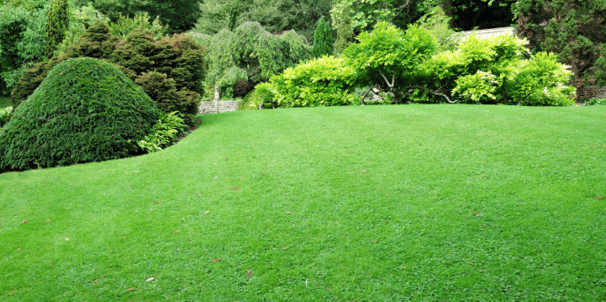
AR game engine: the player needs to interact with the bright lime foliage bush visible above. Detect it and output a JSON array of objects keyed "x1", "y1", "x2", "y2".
[
  {"x1": 239, "y1": 82, "x2": 276, "y2": 110},
  {"x1": 451, "y1": 71, "x2": 499, "y2": 103},
  {"x1": 416, "y1": 34, "x2": 527, "y2": 101},
  {"x1": 412, "y1": 34, "x2": 575, "y2": 105},
  {"x1": 248, "y1": 18, "x2": 574, "y2": 108},
  {"x1": 0, "y1": 58, "x2": 159, "y2": 172},
  {"x1": 505, "y1": 52, "x2": 576, "y2": 106},
  {"x1": 343, "y1": 22, "x2": 437, "y2": 103},
  {"x1": 269, "y1": 56, "x2": 358, "y2": 108}
]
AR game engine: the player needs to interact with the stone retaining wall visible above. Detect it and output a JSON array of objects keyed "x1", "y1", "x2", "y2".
[
  {"x1": 198, "y1": 100, "x2": 239, "y2": 114},
  {"x1": 577, "y1": 86, "x2": 606, "y2": 100}
]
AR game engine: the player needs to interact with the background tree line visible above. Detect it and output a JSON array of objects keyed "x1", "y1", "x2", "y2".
[{"x1": 1, "y1": 0, "x2": 605, "y2": 97}]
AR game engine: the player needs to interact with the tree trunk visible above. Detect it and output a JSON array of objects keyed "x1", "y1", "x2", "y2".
[{"x1": 441, "y1": 0, "x2": 453, "y2": 28}]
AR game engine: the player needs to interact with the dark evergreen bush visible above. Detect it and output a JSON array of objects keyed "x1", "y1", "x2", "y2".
[
  {"x1": 11, "y1": 21, "x2": 118, "y2": 107},
  {"x1": 112, "y1": 31, "x2": 205, "y2": 95},
  {"x1": 66, "y1": 21, "x2": 119, "y2": 59},
  {"x1": 10, "y1": 56, "x2": 66, "y2": 107},
  {"x1": 233, "y1": 80, "x2": 255, "y2": 98},
  {"x1": 134, "y1": 71, "x2": 200, "y2": 120},
  {"x1": 11, "y1": 24, "x2": 205, "y2": 125},
  {"x1": 111, "y1": 30, "x2": 205, "y2": 124},
  {"x1": 0, "y1": 57, "x2": 159, "y2": 172}
]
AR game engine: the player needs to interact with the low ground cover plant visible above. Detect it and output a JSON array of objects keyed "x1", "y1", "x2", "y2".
[
  {"x1": 585, "y1": 97, "x2": 606, "y2": 105},
  {"x1": 137, "y1": 111, "x2": 187, "y2": 153},
  {"x1": 0, "y1": 106, "x2": 13, "y2": 128},
  {"x1": 0, "y1": 57, "x2": 159, "y2": 172}
]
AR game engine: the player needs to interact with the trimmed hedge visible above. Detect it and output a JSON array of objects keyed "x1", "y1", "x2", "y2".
[{"x1": 0, "y1": 57, "x2": 159, "y2": 172}]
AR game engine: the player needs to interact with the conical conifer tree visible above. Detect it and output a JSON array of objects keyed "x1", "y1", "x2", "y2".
[
  {"x1": 312, "y1": 17, "x2": 334, "y2": 58},
  {"x1": 46, "y1": 0, "x2": 70, "y2": 57}
]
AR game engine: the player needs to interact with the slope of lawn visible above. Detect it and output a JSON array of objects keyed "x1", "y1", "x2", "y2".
[{"x1": 1, "y1": 104, "x2": 605, "y2": 300}]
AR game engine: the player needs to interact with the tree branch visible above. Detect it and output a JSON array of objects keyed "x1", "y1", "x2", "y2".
[
  {"x1": 378, "y1": 71, "x2": 394, "y2": 88},
  {"x1": 360, "y1": 86, "x2": 374, "y2": 105},
  {"x1": 408, "y1": 85, "x2": 460, "y2": 104}
]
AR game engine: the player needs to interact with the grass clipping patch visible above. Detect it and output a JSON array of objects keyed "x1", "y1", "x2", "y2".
[{"x1": 0, "y1": 57, "x2": 159, "y2": 172}]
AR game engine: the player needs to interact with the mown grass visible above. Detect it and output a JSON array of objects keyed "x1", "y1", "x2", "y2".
[{"x1": 1, "y1": 104, "x2": 605, "y2": 300}]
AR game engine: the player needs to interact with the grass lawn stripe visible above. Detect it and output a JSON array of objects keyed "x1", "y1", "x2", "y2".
[{"x1": 0, "y1": 104, "x2": 605, "y2": 300}]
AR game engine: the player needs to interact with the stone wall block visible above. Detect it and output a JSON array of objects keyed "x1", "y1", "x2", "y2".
[{"x1": 199, "y1": 100, "x2": 239, "y2": 114}]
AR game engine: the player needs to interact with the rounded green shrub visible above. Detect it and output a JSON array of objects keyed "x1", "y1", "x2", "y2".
[{"x1": 0, "y1": 57, "x2": 159, "y2": 172}]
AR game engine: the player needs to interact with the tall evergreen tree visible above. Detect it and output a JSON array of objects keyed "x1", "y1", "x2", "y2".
[
  {"x1": 46, "y1": 0, "x2": 70, "y2": 57},
  {"x1": 312, "y1": 17, "x2": 334, "y2": 57},
  {"x1": 331, "y1": 0, "x2": 354, "y2": 53}
]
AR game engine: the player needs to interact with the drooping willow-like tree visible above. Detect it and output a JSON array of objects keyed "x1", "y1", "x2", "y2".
[{"x1": 191, "y1": 21, "x2": 311, "y2": 100}]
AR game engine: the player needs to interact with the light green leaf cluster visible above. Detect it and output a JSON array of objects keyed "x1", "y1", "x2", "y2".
[
  {"x1": 505, "y1": 52, "x2": 575, "y2": 106},
  {"x1": 415, "y1": 6, "x2": 458, "y2": 52},
  {"x1": 108, "y1": 13, "x2": 168, "y2": 40},
  {"x1": 452, "y1": 71, "x2": 498, "y2": 102},
  {"x1": 138, "y1": 112, "x2": 187, "y2": 153},
  {"x1": 239, "y1": 82, "x2": 275, "y2": 110},
  {"x1": 416, "y1": 34, "x2": 575, "y2": 105},
  {"x1": 343, "y1": 22, "x2": 436, "y2": 101},
  {"x1": 269, "y1": 56, "x2": 358, "y2": 108}
]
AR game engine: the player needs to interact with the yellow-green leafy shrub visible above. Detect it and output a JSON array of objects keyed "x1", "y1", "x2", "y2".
[{"x1": 269, "y1": 56, "x2": 358, "y2": 107}]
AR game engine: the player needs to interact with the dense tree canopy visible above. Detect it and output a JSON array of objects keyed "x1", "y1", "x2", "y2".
[
  {"x1": 194, "y1": 0, "x2": 332, "y2": 41},
  {"x1": 513, "y1": 0, "x2": 606, "y2": 79},
  {"x1": 0, "y1": 1, "x2": 48, "y2": 95},
  {"x1": 73, "y1": 0, "x2": 202, "y2": 33},
  {"x1": 448, "y1": 0, "x2": 515, "y2": 30}
]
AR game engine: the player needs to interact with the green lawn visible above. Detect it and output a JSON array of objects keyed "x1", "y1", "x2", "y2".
[{"x1": 1, "y1": 105, "x2": 605, "y2": 300}]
